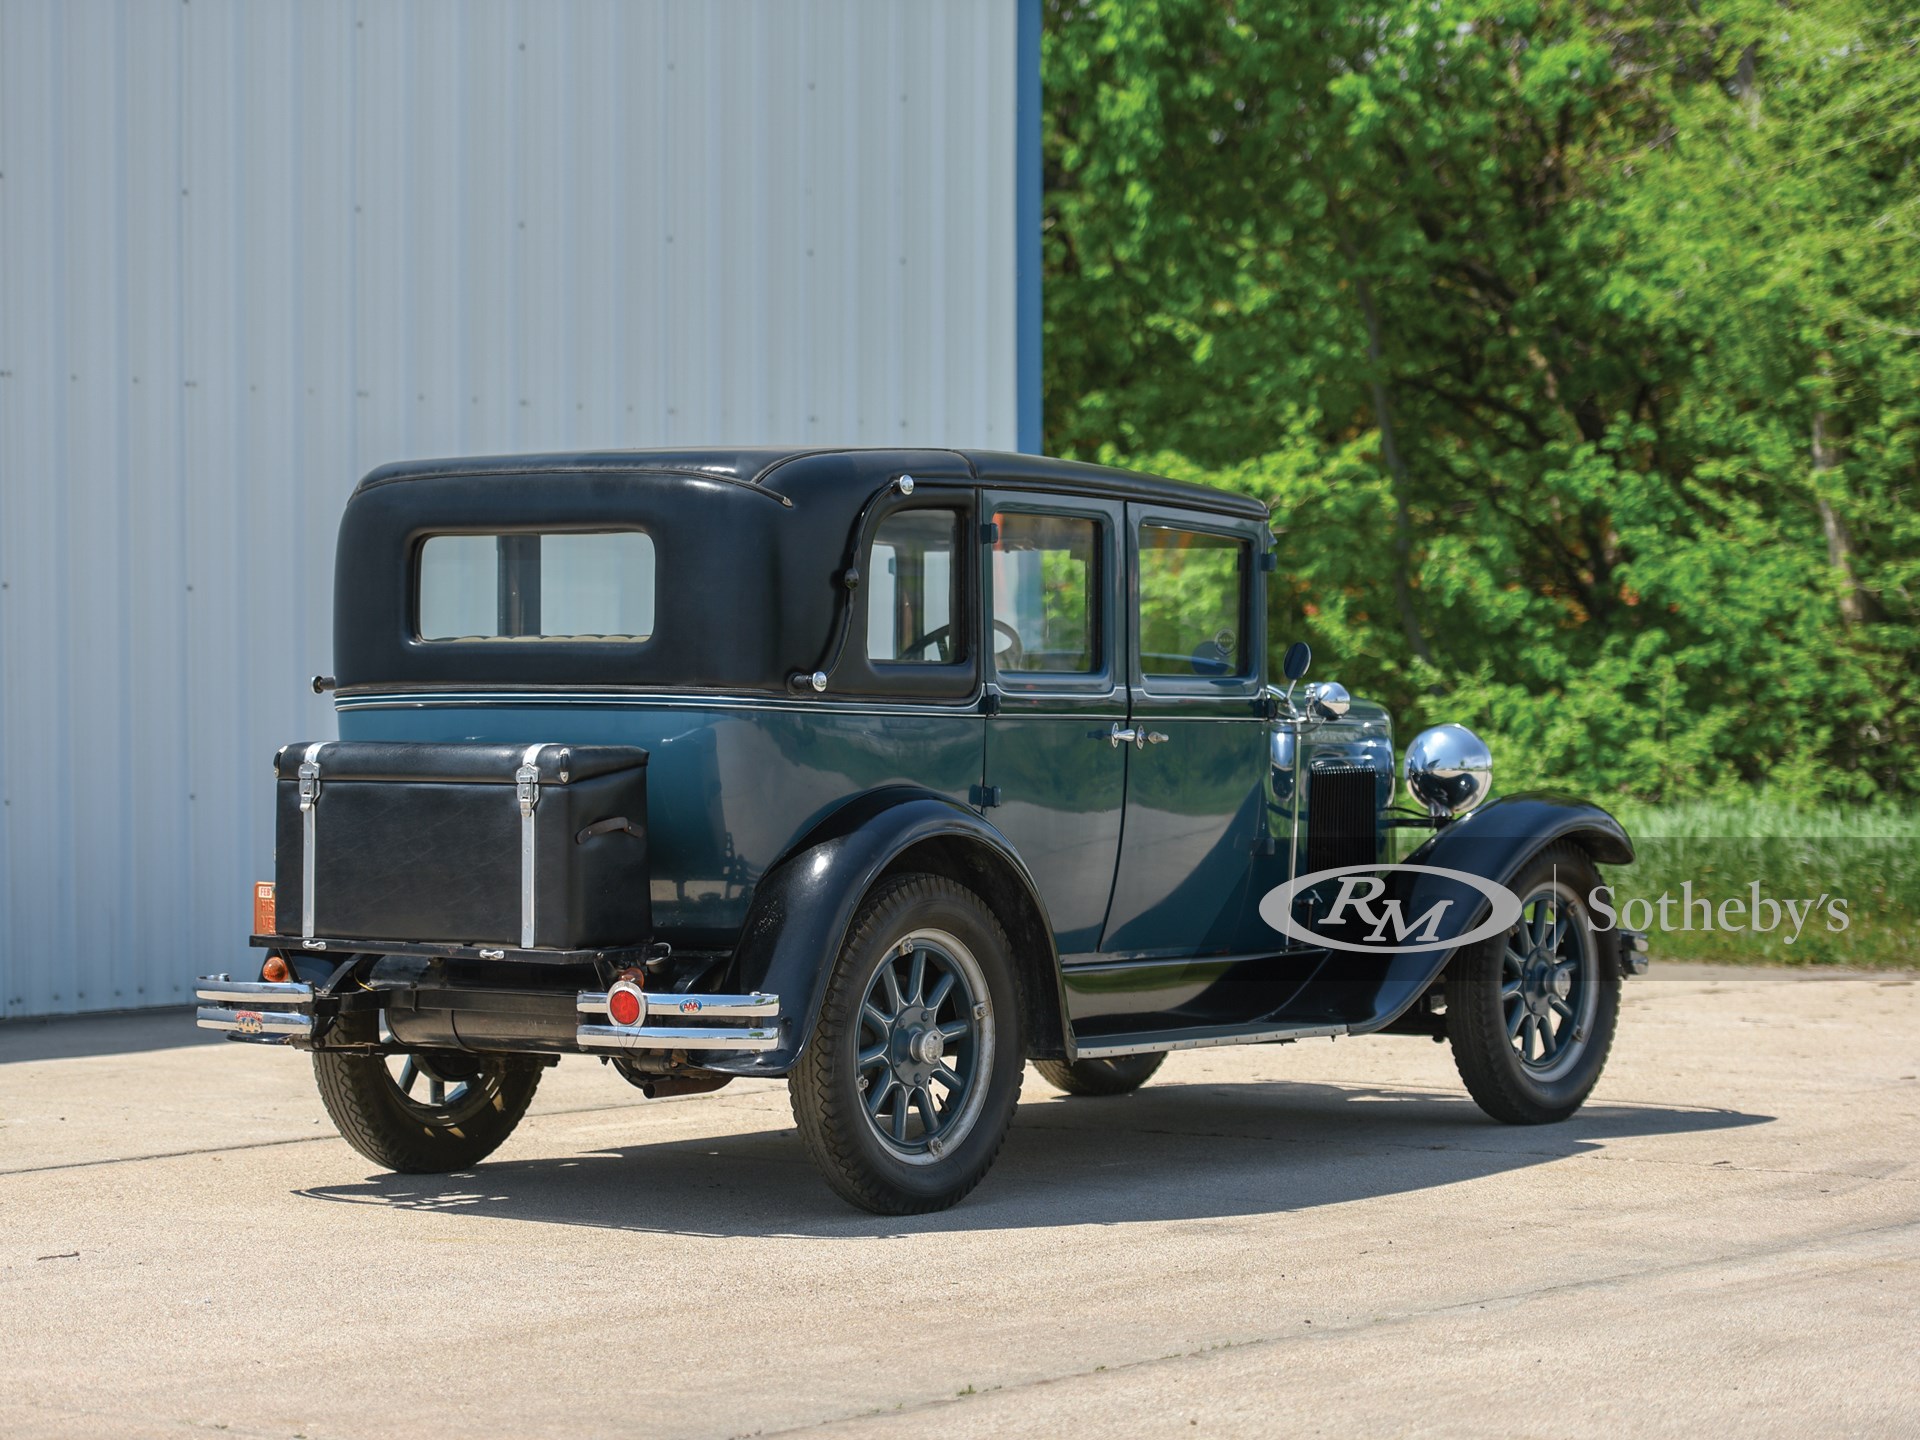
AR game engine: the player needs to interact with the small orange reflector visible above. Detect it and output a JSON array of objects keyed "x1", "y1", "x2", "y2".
[
  {"x1": 253, "y1": 881, "x2": 276, "y2": 934},
  {"x1": 262, "y1": 955, "x2": 291, "y2": 983}
]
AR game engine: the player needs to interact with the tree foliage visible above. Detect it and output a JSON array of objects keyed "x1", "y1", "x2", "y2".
[{"x1": 1044, "y1": 0, "x2": 1920, "y2": 801}]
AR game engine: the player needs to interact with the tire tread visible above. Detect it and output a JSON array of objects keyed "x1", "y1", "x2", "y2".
[
  {"x1": 789, "y1": 873, "x2": 1021, "y2": 1215},
  {"x1": 1034, "y1": 1053, "x2": 1166, "y2": 1097},
  {"x1": 313, "y1": 1050, "x2": 541, "y2": 1173},
  {"x1": 1446, "y1": 841, "x2": 1620, "y2": 1125}
]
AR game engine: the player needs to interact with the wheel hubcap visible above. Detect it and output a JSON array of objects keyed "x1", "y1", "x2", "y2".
[{"x1": 855, "y1": 928, "x2": 993, "y2": 1165}]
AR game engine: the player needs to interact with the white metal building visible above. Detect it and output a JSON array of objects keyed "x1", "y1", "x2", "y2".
[{"x1": 0, "y1": 0, "x2": 1041, "y2": 1018}]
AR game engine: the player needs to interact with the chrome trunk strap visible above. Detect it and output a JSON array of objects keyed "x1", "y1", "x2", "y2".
[
  {"x1": 297, "y1": 741, "x2": 324, "y2": 938},
  {"x1": 516, "y1": 743, "x2": 544, "y2": 948}
]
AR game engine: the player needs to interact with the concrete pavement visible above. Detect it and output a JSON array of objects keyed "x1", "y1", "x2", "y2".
[{"x1": 1, "y1": 966, "x2": 1915, "y2": 1438}]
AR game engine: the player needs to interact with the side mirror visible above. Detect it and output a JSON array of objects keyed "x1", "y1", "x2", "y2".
[{"x1": 1282, "y1": 641, "x2": 1312, "y2": 683}]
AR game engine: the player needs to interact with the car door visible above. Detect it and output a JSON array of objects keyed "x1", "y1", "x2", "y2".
[
  {"x1": 979, "y1": 492, "x2": 1129, "y2": 956},
  {"x1": 1100, "y1": 504, "x2": 1271, "y2": 957}
]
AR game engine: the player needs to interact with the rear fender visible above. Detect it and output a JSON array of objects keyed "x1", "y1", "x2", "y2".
[{"x1": 703, "y1": 788, "x2": 1063, "y2": 1076}]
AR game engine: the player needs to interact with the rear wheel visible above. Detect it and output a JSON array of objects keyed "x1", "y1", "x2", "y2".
[
  {"x1": 313, "y1": 1047, "x2": 542, "y2": 1172},
  {"x1": 1035, "y1": 1053, "x2": 1165, "y2": 1097},
  {"x1": 789, "y1": 874, "x2": 1023, "y2": 1214},
  {"x1": 1446, "y1": 843, "x2": 1619, "y2": 1124}
]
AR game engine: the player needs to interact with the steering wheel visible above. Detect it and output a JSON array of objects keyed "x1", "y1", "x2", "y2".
[
  {"x1": 897, "y1": 620, "x2": 1024, "y2": 668},
  {"x1": 991, "y1": 619, "x2": 1025, "y2": 669}
]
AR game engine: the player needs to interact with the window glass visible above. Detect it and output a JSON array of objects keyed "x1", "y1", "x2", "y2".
[
  {"x1": 990, "y1": 512, "x2": 1100, "y2": 674},
  {"x1": 417, "y1": 531, "x2": 656, "y2": 641},
  {"x1": 866, "y1": 509, "x2": 959, "y2": 663},
  {"x1": 1137, "y1": 525, "x2": 1248, "y2": 678}
]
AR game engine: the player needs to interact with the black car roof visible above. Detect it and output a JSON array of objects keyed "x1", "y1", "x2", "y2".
[{"x1": 353, "y1": 447, "x2": 1270, "y2": 521}]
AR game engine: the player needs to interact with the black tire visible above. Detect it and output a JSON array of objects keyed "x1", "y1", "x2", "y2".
[
  {"x1": 789, "y1": 873, "x2": 1024, "y2": 1215},
  {"x1": 1446, "y1": 842, "x2": 1620, "y2": 1125},
  {"x1": 1034, "y1": 1052, "x2": 1166, "y2": 1097},
  {"x1": 313, "y1": 1048, "x2": 542, "y2": 1173}
]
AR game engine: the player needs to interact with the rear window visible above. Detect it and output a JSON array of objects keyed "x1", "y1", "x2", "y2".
[{"x1": 417, "y1": 531, "x2": 656, "y2": 642}]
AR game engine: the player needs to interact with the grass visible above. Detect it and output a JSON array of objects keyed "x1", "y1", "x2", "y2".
[{"x1": 1604, "y1": 799, "x2": 1920, "y2": 969}]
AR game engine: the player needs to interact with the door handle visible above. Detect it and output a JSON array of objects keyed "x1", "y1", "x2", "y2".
[{"x1": 1102, "y1": 724, "x2": 1169, "y2": 750}]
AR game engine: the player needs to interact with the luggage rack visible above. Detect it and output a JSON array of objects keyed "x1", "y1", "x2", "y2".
[{"x1": 247, "y1": 933, "x2": 654, "y2": 967}]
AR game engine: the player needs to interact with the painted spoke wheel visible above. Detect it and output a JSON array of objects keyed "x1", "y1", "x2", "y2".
[
  {"x1": 854, "y1": 928, "x2": 993, "y2": 1163},
  {"x1": 1498, "y1": 884, "x2": 1599, "y2": 1083},
  {"x1": 1445, "y1": 842, "x2": 1620, "y2": 1126},
  {"x1": 790, "y1": 874, "x2": 1024, "y2": 1215}
]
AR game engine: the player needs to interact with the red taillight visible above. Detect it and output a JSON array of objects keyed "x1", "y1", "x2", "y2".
[
  {"x1": 261, "y1": 954, "x2": 291, "y2": 983},
  {"x1": 607, "y1": 981, "x2": 644, "y2": 1027}
]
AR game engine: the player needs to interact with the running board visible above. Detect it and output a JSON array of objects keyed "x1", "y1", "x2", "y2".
[{"x1": 1073, "y1": 1021, "x2": 1347, "y2": 1061}]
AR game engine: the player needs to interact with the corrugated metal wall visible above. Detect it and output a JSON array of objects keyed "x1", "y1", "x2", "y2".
[{"x1": 0, "y1": 0, "x2": 1026, "y2": 1018}]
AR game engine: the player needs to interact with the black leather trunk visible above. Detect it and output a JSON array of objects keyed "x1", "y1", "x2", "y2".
[{"x1": 272, "y1": 741, "x2": 649, "y2": 950}]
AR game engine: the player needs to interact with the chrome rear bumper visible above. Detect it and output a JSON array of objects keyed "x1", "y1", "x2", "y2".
[
  {"x1": 575, "y1": 989, "x2": 781, "y2": 1053},
  {"x1": 195, "y1": 978, "x2": 315, "y2": 1043},
  {"x1": 194, "y1": 975, "x2": 781, "y2": 1054}
]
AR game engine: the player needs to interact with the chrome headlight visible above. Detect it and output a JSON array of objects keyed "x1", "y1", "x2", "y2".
[{"x1": 1404, "y1": 724, "x2": 1493, "y2": 817}]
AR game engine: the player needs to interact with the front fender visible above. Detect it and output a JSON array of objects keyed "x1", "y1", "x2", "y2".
[
  {"x1": 701, "y1": 788, "x2": 1057, "y2": 1076},
  {"x1": 1343, "y1": 791, "x2": 1632, "y2": 1035}
]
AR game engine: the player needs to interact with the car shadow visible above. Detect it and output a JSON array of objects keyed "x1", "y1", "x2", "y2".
[
  {"x1": 0, "y1": 1006, "x2": 218, "y2": 1064},
  {"x1": 293, "y1": 1078, "x2": 1772, "y2": 1238}
]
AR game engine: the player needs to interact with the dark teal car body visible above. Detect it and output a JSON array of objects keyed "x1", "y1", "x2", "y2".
[{"x1": 200, "y1": 447, "x2": 1642, "y2": 1213}]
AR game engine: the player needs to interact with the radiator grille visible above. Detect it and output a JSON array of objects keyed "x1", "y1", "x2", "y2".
[{"x1": 1305, "y1": 766, "x2": 1379, "y2": 875}]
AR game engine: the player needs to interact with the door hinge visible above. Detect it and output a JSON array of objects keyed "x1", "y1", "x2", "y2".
[{"x1": 980, "y1": 520, "x2": 1001, "y2": 545}]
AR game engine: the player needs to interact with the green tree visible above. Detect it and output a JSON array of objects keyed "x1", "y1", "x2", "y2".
[{"x1": 1043, "y1": 0, "x2": 1920, "y2": 801}]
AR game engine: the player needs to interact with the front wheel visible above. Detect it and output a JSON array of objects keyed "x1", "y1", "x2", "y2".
[
  {"x1": 1035, "y1": 1052, "x2": 1165, "y2": 1097},
  {"x1": 789, "y1": 874, "x2": 1024, "y2": 1214},
  {"x1": 1446, "y1": 842, "x2": 1620, "y2": 1124},
  {"x1": 313, "y1": 1048, "x2": 542, "y2": 1172}
]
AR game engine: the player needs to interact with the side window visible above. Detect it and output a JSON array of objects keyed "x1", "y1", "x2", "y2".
[
  {"x1": 867, "y1": 508, "x2": 960, "y2": 663},
  {"x1": 990, "y1": 512, "x2": 1100, "y2": 675},
  {"x1": 1137, "y1": 524, "x2": 1249, "y2": 678}
]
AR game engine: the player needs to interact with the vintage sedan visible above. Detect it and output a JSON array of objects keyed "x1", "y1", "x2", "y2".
[{"x1": 197, "y1": 448, "x2": 1647, "y2": 1214}]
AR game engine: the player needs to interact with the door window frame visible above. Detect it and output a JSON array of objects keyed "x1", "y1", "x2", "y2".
[
  {"x1": 980, "y1": 493, "x2": 1125, "y2": 700},
  {"x1": 1127, "y1": 507, "x2": 1267, "y2": 703}
]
